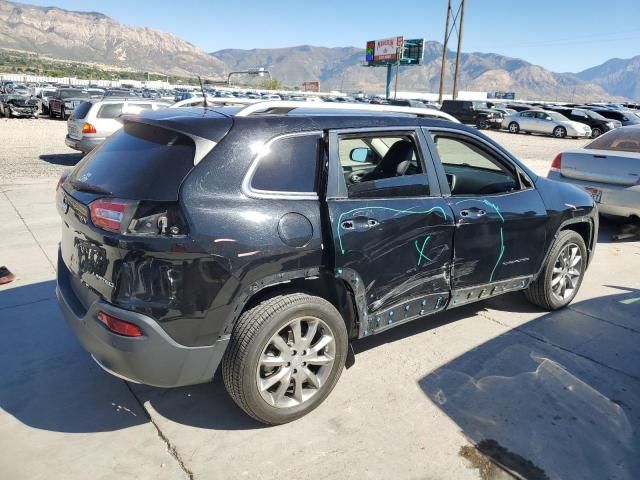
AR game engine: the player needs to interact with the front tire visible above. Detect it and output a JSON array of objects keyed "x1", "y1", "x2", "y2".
[
  {"x1": 525, "y1": 230, "x2": 587, "y2": 310},
  {"x1": 553, "y1": 126, "x2": 567, "y2": 138},
  {"x1": 222, "y1": 293, "x2": 348, "y2": 425},
  {"x1": 591, "y1": 127, "x2": 602, "y2": 138},
  {"x1": 476, "y1": 118, "x2": 489, "y2": 130},
  {"x1": 508, "y1": 122, "x2": 520, "y2": 134}
]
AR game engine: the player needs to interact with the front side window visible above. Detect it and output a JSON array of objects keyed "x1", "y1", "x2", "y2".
[
  {"x1": 250, "y1": 133, "x2": 320, "y2": 194},
  {"x1": 431, "y1": 133, "x2": 520, "y2": 196},
  {"x1": 337, "y1": 132, "x2": 428, "y2": 198}
]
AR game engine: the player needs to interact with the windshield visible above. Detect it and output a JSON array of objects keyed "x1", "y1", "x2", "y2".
[
  {"x1": 60, "y1": 89, "x2": 90, "y2": 99},
  {"x1": 473, "y1": 102, "x2": 489, "y2": 109},
  {"x1": 585, "y1": 110, "x2": 606, "y2": 120},
  {"x1": 68, "y1": 123, "x2": 196, "y2": 201},
  {"x1": 585, "y1": 128, "x2": 640, "y2": 153}
]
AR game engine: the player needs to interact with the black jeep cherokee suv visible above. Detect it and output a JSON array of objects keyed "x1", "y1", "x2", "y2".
[
  {"x1": 440, "y1": 100, "x2": 504, "y2": 129},
  {"x1": 56, "y1": 104, "x2": 597, "y2": 425}
]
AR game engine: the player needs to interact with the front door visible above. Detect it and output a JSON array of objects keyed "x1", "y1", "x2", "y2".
[
  {"x1": 326, "y1": 127, "x2": 454, "y2": 336},
  {"x1": 426, "y1": 129, "x2": 549, "y2": 297}
]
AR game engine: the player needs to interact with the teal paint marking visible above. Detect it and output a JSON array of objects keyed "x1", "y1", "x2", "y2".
[
  {"x1": 337, "y1": 206, "x2": 448, "y2": 255},
  {"x1": 490, "y1": 227, "x2": 505, "y2": 282},
  {"x1": 414, "y1": 236, "x2": 432, "y2": 266},
  {"x1": 454, "y1": 198, "x2": 505, "y2": 282}
]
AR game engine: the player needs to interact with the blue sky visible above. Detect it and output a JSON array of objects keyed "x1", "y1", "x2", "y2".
[{"x1": 22, "y1": 0, "x2": 640, "y2": 72}]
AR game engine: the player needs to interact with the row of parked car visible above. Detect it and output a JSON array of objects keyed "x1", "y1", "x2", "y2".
[{"x1": 439, "y1": 99, "x2": 640, "y2": 139}]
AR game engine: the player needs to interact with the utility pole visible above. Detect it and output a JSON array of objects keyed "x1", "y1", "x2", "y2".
[
  {"x1": 438, "y1": 0, "x2": 466, "y2": 102},
  {"x1": 438, "y1": 0, "x2": 452, "y2": 104},
  {"x1": 452, "y1": 0, "x2": 465, "y2": 100}
]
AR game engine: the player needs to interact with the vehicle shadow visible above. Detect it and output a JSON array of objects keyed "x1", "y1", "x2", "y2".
[
  {"x1": 418, "y1": 288, "x2": 640, "y2": 480},
  {"x1": 597, "y1": 216, "x2": 640, "y2": 244},
  {"x1": 39, "y1": 153, "x2": 83, "y2": 166},
  {"x1": 0, "y1": 280, "x2": 263, "y2": 433}
]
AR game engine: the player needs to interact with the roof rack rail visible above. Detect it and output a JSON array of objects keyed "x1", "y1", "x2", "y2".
[{"x1": 234, "y1": 100, "x2": 459, "y2": 123}]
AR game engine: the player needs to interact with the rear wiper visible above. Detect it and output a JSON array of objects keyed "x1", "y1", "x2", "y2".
[{"x1": 69, "y1": 180, "x2": 112, "y2": 195}]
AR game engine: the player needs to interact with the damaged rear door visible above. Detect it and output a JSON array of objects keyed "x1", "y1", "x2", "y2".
[{"x1": 326, "y1": 127, "x2": 455, "y2": 335}]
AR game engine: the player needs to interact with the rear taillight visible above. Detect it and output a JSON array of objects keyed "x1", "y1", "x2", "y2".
[
  {"x1": 89, "y1": 198, "x2": 135, "y2": 233},
  {"x1": 97, "y1": 311, "x2": 143, "y2": 337},
  {"x1": 82, "y1": 122, "x2": 96, "y2": 134},
  {"x1": 89, "y1": 198, "x2": 187, "y2": 236},
  {"x1": 550, "y1": 153, "x2": 562, "y2": 171},
  {"x1": 56, "y1": 171, "x2": 69, "y2": 191}
]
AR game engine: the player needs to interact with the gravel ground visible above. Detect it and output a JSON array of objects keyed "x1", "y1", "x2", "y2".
[
  {"x1": 0, "y1": 117, "x2": 591, "y2": 182},
  {"x1": 0, "y1": 116, "x2": 81, "y2": 183}
]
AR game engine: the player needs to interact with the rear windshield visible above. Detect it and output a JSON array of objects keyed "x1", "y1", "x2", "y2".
[
  {"x1": 71, "y1": 101, "x2": 93, "y2": 119},
  {"x1": 585, "y1": 128, "x2": 640, "y2": 153},
  {"x1": 69, "y1": 123, "x2": 195, "y2": 200}
]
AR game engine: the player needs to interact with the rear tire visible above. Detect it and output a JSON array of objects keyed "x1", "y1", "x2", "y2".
[
  {"x1": 222, "y1": 293, "x2": 348, "y2": 425},
  {"x1": 508, "y1": 122, "x2": 520, "y2": 134},
  {"x1": 525, "y1": 230, "x2": 587, "y2": 310},
  {"x1": 553, "y1": 126, "x2": 567, "y2": 138}
]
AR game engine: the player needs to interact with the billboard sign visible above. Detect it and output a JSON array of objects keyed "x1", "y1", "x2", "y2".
[
  {"x1": 400, "y1": 39, "x2": 424, "y2": 65},
  {"x1": 373, "y1": 36, "x2": 404, "y2": 62},
  {"x1": 302, "y1": 81, "x2": 320, "y2": 92},
  {"x1": 488, "y1": 91, "x2": 516, "y2": 100},
  {"x1": 365, "y1": 36, "x2": 425, "y2": 66}
]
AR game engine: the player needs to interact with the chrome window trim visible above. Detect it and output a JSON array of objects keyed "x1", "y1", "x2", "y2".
[{"x1": 241, "y1": 130, "x2": 322, "y2": 200}]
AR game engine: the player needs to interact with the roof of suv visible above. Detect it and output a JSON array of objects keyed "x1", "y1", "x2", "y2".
[{"x1": 124, "y1": 106, "x2": 465, "y2": 142}]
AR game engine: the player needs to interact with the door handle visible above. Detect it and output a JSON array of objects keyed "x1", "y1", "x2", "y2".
[
  {"x1": 341, "y1": 220, "x2": 354, "y2": 230},
  {"x1": 341, "y1": 217, "x2": 379, "y2": 231},
  {"x1": 460, "y1": 208, "x2": 487, "y2": 218}
]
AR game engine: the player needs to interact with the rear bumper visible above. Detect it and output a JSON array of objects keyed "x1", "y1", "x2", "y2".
[
  {"x1": 65, "y1": 134, "x2": 105, "y2": 153},
  {"x1": 56, "y1": 250, "x2": 228, "y2": 387},
  {"x1": 548, "y1": 171, "x2": 640, "y2": 218}
]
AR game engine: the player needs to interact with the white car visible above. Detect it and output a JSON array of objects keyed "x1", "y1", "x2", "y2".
[
  {"x1": 548, "y1": 125, "x2": 640, "y2": 218},
  {"x1": 65, "y1": 99, "x2": 170, "y2": 153},
  {"x1": 502, "y1": 110, "x2": 592, "y2": 138}
]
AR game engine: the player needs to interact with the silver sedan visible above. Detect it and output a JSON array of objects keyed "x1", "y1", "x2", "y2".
[
  {"x1": 502, "y1": 110, "x2": 592, "y2": 138},
  {"x1": 547, "y1": 125, "x2": 640, "y2": 219}
]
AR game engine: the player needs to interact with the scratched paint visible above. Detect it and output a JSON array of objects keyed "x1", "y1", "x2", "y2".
[
  {"x1": 337, "y1": 206, "x2": 448, "y2": 255},
  {"x1": 455, "y1": 199, "x2": 505, "y2": 282}
]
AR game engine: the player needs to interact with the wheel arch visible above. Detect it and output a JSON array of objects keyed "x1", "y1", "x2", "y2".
[
  {"x1": 228, "y1": 269, "x2": 361, "y2": 339},
  {"x1": 535, "y1": 216, "x2": 595, "y2": 279}
]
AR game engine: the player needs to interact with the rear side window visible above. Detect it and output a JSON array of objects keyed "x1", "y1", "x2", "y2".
[
  {"x1": 126, "y1": 104, "x2": 153, "y2": 113},
  {"x1": 69, "y1": 123, "x2": 195, "y2": 201},
  {"x1": 71, "y1": 101, "x2": 92, "y2": 119},
  {"x1": 250, "y1": 134, "x2": 320, "y2": 194},
  {"x1": 97, "y1": 103, "x2": 124, "y2": 119}
]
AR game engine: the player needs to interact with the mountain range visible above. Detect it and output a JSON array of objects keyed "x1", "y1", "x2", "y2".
[{"x1": 0, "y1": 0, "x2": 638, "y2": 101}]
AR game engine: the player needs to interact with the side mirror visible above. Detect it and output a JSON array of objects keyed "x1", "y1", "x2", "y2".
[{"x1": 350, "y1": 147, "x2": 371, "y2": 163}]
